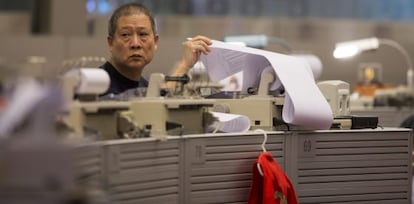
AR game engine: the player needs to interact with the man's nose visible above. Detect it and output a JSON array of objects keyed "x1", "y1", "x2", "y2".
[{"x1": 130, "y1": 34, "x2": 142, "y2": 49}]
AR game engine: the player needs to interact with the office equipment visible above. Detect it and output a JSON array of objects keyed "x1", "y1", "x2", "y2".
[
  {"x1": 317, "y1": 80, "x2": 354, "y2": 129},
  {"x1": 62, "y1": 71, "x2": 217, "y2": 140},
  {"x1": 201, "y1": 40, "x2": 333, "y2": 130},
  {"x1": 317, "y1": 80, "x2": 350, "y2": 117}
]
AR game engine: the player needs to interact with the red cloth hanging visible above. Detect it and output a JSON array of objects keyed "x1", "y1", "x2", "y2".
[{"x1": 248, "y1": 152, "x2": 298, "y2": 204}]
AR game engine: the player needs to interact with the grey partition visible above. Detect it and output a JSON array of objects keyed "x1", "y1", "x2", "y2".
[
  {"x1": 351, "y1": 107, "x2": 414, "y2": 127},
  {"x1": 287, "y1": 128, "x2": 412, "y2": 204},
  {"x1": 100, "y1": 137, "x2": 183, "y2": 204},
  {"x1": 73, "y1": 142, "x2": 105, "y2": 190},
  {"x1": 73, "y1": 129, "x2": 412, "y2": 203},
  {"x1": 183, "y1": 132, "x2": 286, "y2": 204}
]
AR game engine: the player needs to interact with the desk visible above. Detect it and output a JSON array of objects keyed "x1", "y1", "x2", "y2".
[{"x1": 75, "y1": 128, "x2": 412, "y2": 204}]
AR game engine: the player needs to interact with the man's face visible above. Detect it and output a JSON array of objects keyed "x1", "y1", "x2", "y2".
[{"x1": 108, "y1": 13, "x2": 159, "y2": 73}]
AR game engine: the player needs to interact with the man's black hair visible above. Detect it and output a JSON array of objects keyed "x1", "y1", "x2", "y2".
[{"x1": 108, "y1": 3, "x2": 156, "y2": 37}]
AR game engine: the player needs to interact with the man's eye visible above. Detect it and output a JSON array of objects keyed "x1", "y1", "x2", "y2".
[
  {"x1": 140, "y1": 32, "x2": 149, "y2": 37},
  {"x1": 121, "y1": 33, "x2": 130, "y2": 37}
]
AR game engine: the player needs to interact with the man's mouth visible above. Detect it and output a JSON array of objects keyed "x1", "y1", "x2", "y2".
[{"x1": 130, "y1": 54, "x2": 142, "y2": 59}]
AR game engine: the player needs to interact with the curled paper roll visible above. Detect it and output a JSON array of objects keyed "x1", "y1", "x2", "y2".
[
  {"x1": 66, "y1": 68, "x2": 110, "y2": 94},
  {"x1": 259, "y1": 55, "x2": 322, "y2": 92},
  {"x1": 291, "y1": 54, "x2": 323, "y2": 80}
]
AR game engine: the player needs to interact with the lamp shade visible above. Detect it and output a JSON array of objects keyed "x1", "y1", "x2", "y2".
[{"x1": 333, "y1": 37, "x2": 380, "y2": 58}]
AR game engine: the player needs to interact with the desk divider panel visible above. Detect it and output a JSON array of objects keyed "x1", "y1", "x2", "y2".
[
  {"x1": 101, "y1": 137, "x2": 183, "y2": 204},
  {"x1": 73, "y1": 143, "x2": 105, "y2": 191},
  {"x1": 74, "y1": 129, "x2": 412, "y2": 204},
  {"x1": 287, "y1": 129, "x2": 413, "y2": 204},
  {"x1": 183, "y1": 132, "x2": 286, "y2": 204}
]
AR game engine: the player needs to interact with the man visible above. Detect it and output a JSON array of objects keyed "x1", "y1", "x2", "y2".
[{"x1": 101, "y1": 2, "x2": 212, "y2": 96}]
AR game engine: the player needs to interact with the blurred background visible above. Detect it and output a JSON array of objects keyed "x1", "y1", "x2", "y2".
[
  {"x1": 0, "y1": 3, "x2": 413, "y2": 203},
  {"x1": 1, "y1": 0, "x2": 414, "y2": 87}
]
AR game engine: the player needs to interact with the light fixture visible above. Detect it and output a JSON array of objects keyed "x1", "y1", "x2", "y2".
[{"x1": 333, "y1": 37, "x2": 414, "y2": 89}]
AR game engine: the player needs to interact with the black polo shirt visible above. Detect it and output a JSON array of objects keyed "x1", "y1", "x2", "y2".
[{"x1": 100, "y1": 61, "x2": 148, "y2": 96}]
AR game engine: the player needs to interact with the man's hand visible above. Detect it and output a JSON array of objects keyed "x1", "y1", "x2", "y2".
[
  {"x1": 179, "y1": 35, "x2": 212, "y2": 73},
  {"x1": 168, "y1": 35, "x2": 212, "y2": 89}
]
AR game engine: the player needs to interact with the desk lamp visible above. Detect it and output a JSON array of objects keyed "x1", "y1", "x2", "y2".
[{"x1": 333, "y1": 37, "x2": 414, "y2": 90}]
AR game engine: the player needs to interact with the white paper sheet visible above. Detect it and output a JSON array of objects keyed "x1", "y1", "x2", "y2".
[
  {"x1": 209, "y1": 111, "x2": 251, "y2": 133},
  {"x1": 200, "y1": 40, "x2": 333, "y2": 130}
]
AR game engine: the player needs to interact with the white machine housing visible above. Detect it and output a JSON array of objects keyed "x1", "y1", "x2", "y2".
[{"x1": 317, "y1": 80, "x2": 350, "y2": 117}]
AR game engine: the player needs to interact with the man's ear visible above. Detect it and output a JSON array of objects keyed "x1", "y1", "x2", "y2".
[
  {"x1": 154, "y1": 34, "x2": 159, "y2": 50},
  {"x1": 107, "y1": 36, "x2": 113, "y2": 52}
]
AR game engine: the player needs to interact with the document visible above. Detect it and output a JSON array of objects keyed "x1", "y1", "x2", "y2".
[
  {"x1": 200, "y1": 40, "x2": 333, "y2": 130},
  {"x1": 208, "y1": 111, "x2": 251, "y2": 133}
]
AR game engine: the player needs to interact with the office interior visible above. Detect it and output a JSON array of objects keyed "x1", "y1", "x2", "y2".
[{"x1": 0, "y1": 0, "x2": 414, "y2": 203}]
